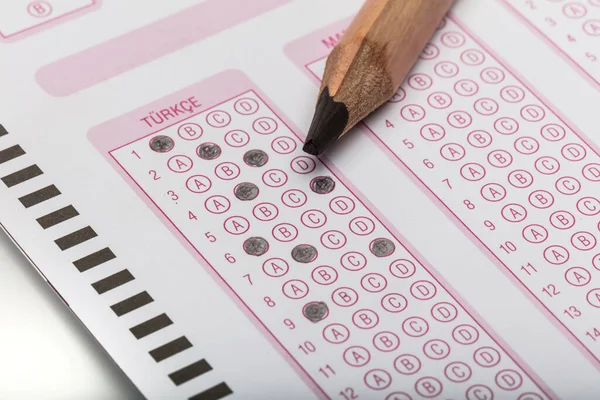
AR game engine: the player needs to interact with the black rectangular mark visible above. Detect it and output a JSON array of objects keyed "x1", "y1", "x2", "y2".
[
  {"x1": 110, "y1": 291, "x2": 153, "y2": 317},
  {"x1": 189, "y1": 383, "x2": 233, "y2": 400},
  {"x1": 37, "y1": 205, "x2": 79, "y2": 229},
  {"x1": 2, "y1": 165, "x2": 43, "y2": 187},
  {"x1": 130, "y1": 313, "x2": 172, "y2": 339},
  {"x1": 0, "y1": 145, "x2": 25, "y2": 164},
  {"x1": 73, "y1": 247, "x2": 116, "y2": 272},
  {"x1": 92, "y1": 269, "x2": 134, "y2": 294},
  {"x1": 169, "y1": 360, "x2": 212, "y2": 386},
  {"x1": 19, "y1": 185, "x2": 61, "y2": 208},
  {"x1": 149, "y1": 336, "x2": 193, "y2": 362},
  {"x1": 55, "y1": 226, "x2": 97, "y2": 250},
  {"x1": 0, "y1": 124, "x2": 7, "y2": 137}
]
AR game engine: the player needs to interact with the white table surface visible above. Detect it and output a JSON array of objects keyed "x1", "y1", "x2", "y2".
[{"x1": 0, "y1": 230, "x2": 143, "y2": 399}]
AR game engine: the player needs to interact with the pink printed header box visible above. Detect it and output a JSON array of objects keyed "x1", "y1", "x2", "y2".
[
  {"x1": 0, "y1": 0, "x2": 100, "y2": 41},
  {"x1": 286, "y1": 12, "x2": 600, "y2": 370},
  {"x1": 89, "y1": 70, "x2": 553, "y2": 400},
  {"x1": 35, "y1": 0, "x2": 291, "y2": 96}
]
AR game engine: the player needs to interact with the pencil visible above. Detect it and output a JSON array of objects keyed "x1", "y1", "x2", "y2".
[{"x1": 302, "y1": 0, "x2": 455, "y2": 156}]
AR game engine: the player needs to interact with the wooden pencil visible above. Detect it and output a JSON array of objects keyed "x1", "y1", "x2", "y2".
[{"x1": 302, "y1": 0, "x2": 455, "y2": 156}]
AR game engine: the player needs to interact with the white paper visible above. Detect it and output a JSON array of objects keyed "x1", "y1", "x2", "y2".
[{"x1": 0, "y1": 0, "x2": 599, "y2": 398}]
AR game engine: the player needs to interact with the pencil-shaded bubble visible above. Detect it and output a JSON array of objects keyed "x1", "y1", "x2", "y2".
[
  {"x1": 370, "y1": 238, "x2": 395, "y2": 257},
  {"x1": 150, "y1": 135, "x2": 174, "y2": 152},
  {"x1": 197, "y1": 142, "x2": 222, "y2": 160},
  {"x1": 311, "y1": 176, "x2": 335, "y2": 194},
  {"x1": 235, "y1": 182, "x2": 259, "y2": 201},
  {"x1": 243, "y1": 237, "x2": 269, "y2": 256},
  {"x1": 291, "y1": 244, "x2": 317, "y2": 263},
  {"x1": 243, "y1": 149, "x2": 268, "y2": 167},
  {"x1": 303, "y1": 301, "x2": 328, "y2": 322}
]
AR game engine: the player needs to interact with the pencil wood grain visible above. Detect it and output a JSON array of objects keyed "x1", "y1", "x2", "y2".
[{"x1": 304, "y1": 0, "x2": 454, "y2": 155}]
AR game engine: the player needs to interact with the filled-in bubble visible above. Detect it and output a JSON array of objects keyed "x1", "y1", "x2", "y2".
[
  {"x1": 303, "y1": 301, "x2": 328, "y2": 322},
  {"x1": 243, "y1": 149, "x2": 268, "y2": 167},
  {"x1": 150, "y1": 135, "x2": 174, "y2": 152},
  {"x1": 310, "y1": 176, "x2": 335, "y2": 194},
  {"x1": 291, "y1": 244, "x2": 317, "y2": 263},
  {"x1": 235, "y1": 182, "x2": 259, "y2": 201},
  {"x1": 197, "y1": 142, "x2": 222, "y2": 160},
  {"x1": 243, "y1": 237, "x2": 269, "y2": 256},
  {"x1": 370, "y1": 238, "x2": 395, "y2": 257}
]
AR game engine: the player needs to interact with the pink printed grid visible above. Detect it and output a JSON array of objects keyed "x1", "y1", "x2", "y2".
[
  {"x1": 0, "y1": 0, "x2": 99, "y2": 41},
  {"x1": 498, "y1": 0, "x2": 600, "y2": 91},
  {"x1": 90, "y1": 70, "x2": 552, "y2": 399},
  {"x1": 35, "y1": 0, "x2": 290, "y2": 96},
  {"x1": 291, "y1": 13, "x2": 600, "y2": 369}
]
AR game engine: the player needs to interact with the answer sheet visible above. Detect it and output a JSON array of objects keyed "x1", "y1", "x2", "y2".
[{"x1": 0, "y1": 0, "x2": 599, "y2": 399}]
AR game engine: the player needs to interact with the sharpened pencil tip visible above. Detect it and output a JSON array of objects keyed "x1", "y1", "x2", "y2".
[
  {"x1": 303, "y1": 87, "x2": 349, "y2": 156},
  {"x1": 302, "y1": 140, "x2": 319, "y2": 156}
]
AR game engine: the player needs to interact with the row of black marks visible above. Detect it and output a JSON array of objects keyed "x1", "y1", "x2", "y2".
[{"x1": 0, "y1": 125, "x2": 232, "y2": 400}]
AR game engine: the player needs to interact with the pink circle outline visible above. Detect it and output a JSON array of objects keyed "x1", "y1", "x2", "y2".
[
  {"x1": 177, "y1": 123, "x2": 203, "y2": 141},
  {"x1": 281, "y1": 189, "x2": 308, "y2": 208},
  {"x1": 290, "y1": 156, "x2": 317, "y2": 175},
  {"x1": 414, "y1": 376, "x2": 443, "y2": 398},
  {"x1": 301, "y1": 209, "x2": 328, "y2": 229},
  {"x1": 167, "y1": 154, "x2": 193, "y2": 173},
  {"x1": 271, "y1": 136, "x2": 297, "y2": 155},
  {"x1": 521, "y1": 224, "x2": 549, "y2": 244},
  {"x1": 320, "y1": 230, "x2": 347, "y2": 250},
  {"x1": 549, "y1": 210, "x2": 576, "y2": 230},
  {"x1": 233, "y1": 97, "x2": 259, "y2": 115},
  {"x1": 206, "y1": 110, "x2": 232, "y2": 128},
  {"x1": 262, "y1": 258, "x2": 289, "y2": 278},
  {"x1": 252, "y1": 202, "x2": 279, "y2": 222},
  {"x1": 423, "y1": 339, "x2": 451, "y2": 360},
  {"x1": 214, "y1": 162, "x2": 241, "y2": 181},
  {"x1": 352, "y1": 308, "x2": 379, "y2": 330},
  {"x1": 224, "y1": 129, "x2": 250, "y2": 148},
  {"x1": 281, "y1": 279, "x2": 309, "y2": 300},
  {"x1": 473, "y1": 346, "x2": 501, "y2": 368},
  {"x1": 343, "y1": 346, "x2": 371, "y2": 367},
  {"x1": 555, "y1": 176, "x2": 582, "y2": 195},
  {"x1": 393, "y1": 354, "x2": 422, "y2": 375},
  {"x1": 570, "y1": 231, "x2": 597, "y2": 251},
  {"x1": 363, "y1": 369, "x2": 392, "y2": 391},
  {"x1": 564, "y1": 266, "x2": 591, "y2": 287},
  {"x1": 402, "y1": 316, "x2": 429, "y2": 337},
  {"x1": 331, "y1": 287, "x2": 359, "y2": 307},
  {"x1": 223, "y1": 216, "x2": 250, "y2": 236},
  {"x1": 186, "y1": 174, "x2": 212, "y2": 194},
  {"x1": 372, "y1": 331, "x2": 400, "y2": 352},
  {"x1": 543, "y1": 245, "x2": 570, "y2": 265},
  {"x1": 311, "y1": 265, "x2": 338, "y2": 286},
  {"x1": 322, "y1": 323, "x2": 350, "y2": 344},
  {"x1": 444, "y1": 361, "x2": 472, "y2": 383},
  {"x1": 272, "y1": 223, "x2": 298, "y2": 243},
  {"x1": 204, "y1": 195, "x2": 231, "y2": 215},
  {"x1": 440, "y1": 142, "x2": 466, "y2": 161},
  {"x1": 430, "y1": 302, "x2": 458, "y2": 323},
  {"x1": 262, "y1": 169, "x2": 288, "y2": 188}
]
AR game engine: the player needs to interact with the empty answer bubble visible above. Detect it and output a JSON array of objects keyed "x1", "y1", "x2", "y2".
[
  {"x1": 197, "y1": 142, "x2": 222, "y2": 159},
  {"x1": 303, "y1": 301, "x2": 328, "y2": 322},
  {"x1": 311, "y1": 176, "x2": 335, "y2": 194},
  {"x1": 150, "y1": 135, "x2": 174, "y2": 152},
  {"x1": 370, "y1": 238, "x2": 395, "y2": 257},
  {"x1": 235, "y1": 182, "x2": 259, "y2": 201},
  {"x1": 243, "y1": 149, "x2": 268, "y2": 167},
  {"x1": 243, "y1": 237, "x2": 269, "y2": 256},
  {"x1": 291, "y1": 244, "x2": 317, "y2": 263}
]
